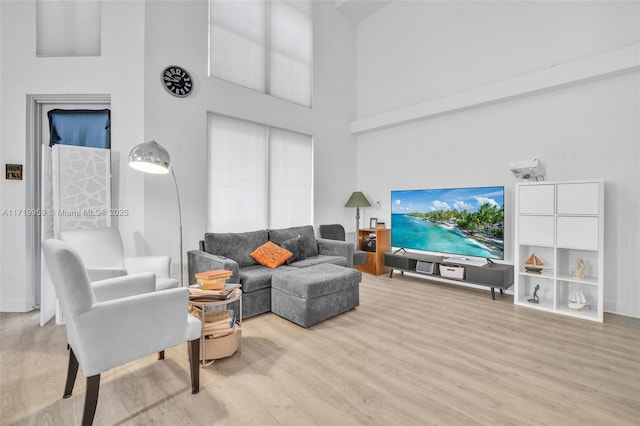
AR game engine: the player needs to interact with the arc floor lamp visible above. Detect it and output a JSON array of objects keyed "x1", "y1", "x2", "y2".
[{"x1": 128, "y1": 140, "x2": 184, "y2": 287}]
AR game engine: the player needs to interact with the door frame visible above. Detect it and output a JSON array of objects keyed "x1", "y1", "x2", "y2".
[{"x1": 26, "y1": 94, "x2": 111, "y2": 313}]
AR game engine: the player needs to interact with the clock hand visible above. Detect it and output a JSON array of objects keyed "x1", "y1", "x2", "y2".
[{"x1": 165, "y1": 77, "x2": 181, "y2": 83}]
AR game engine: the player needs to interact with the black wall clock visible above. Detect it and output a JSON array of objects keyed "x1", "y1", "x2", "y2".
[{"x1": 161, "y1": 65, "x2": 194, "y2": 97}]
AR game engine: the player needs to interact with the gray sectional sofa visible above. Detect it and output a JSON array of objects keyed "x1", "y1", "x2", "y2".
[{"x1": 187, "y1": 225, "x2": 359, "y2": 322}]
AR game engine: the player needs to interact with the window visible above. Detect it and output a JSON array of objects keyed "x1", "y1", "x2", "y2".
[
  {"x1": 36, "y1": 0, "x2": 101, "y2": 57},
  {"x1": 209, "y1": 0, "x2": 312, "y2": 107},
  {"x1": 207, "y1": 113, "x2": 313, "y2": 232}
]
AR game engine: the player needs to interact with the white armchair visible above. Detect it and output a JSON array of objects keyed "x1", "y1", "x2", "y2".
[
  {"x1": 58, "y1": 227, "x2": 178, "y2": 290},
  {"x1": 42, "y1": 239, "x2": 201, "y2": 426}
]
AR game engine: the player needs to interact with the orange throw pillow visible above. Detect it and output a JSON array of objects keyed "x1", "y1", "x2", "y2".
[{"x1": 250, "y1": 241, "x2": 293, "y2": 268}]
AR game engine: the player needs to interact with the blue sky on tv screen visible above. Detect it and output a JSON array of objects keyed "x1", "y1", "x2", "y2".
[{"x1": 391, "y1": 186, "x2": 504, "y2": 214}]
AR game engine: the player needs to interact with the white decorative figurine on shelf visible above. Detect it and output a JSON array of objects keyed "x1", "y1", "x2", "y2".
[
  {"x1": 524, "y1": 253, "x2": 543, "y2": 274},
  {"x1": 568, "y1": 287, "x2": 588, "y2": 311},
  {"x1": 527, "y1": 284, "x2": 540, "y2": 304},
  {"x1": 571, "y1": 258, "x2": 585, "y2": 279}
]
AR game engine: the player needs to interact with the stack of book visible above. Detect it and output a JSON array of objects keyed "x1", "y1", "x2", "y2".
[
  {"x1": 202, "y1": 309, "x2": 237, "y2": 338},
  {"x1": 188, "y1": 283, "x2": 241, "y2": 301},
  {"x1": 195, "y1": 269, "x2": 233, "y2": 290}
]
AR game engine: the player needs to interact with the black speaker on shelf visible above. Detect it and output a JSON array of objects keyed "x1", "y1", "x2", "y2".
[
  {"x1": 384, "y1": 253, "x2": 413, "y2": 269},
  {"x1": 362, "y1": 238, "x2": 376, "y2": 252}
]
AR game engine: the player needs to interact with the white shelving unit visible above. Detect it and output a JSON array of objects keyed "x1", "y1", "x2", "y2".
[{"x1": 514, "y1": 180, "x2": 604, "y2": 322}]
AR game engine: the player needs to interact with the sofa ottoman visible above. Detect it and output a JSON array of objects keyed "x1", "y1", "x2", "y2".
[{"x1": 271, "y1": 263, "x2": 361, "y2": 328}]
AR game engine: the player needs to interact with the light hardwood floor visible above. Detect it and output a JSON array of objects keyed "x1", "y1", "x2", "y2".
[{"x1": 1, "y1": 272, "x2": 639, "y2": 425}]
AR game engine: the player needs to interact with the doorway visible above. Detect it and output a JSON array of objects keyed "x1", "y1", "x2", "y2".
[{"x1": 26, "y1": 94, "x2": 111, "y2": 325}]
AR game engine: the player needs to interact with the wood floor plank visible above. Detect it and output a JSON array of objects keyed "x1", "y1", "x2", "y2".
[{"x1": 1, "y1": 272, "x2": 638, "y2": 425}]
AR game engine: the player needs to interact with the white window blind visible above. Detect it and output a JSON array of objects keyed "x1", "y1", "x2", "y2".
[
  {"x1": 208, "y1": 114, "x2": 269, "y2": 232},
  {"x1": 36, "y1": 0, "x2": 101, "y2": 57},
  {"x1": 269, "y1": 0, "x2": 312, "y2": 107},
  {"x1": 269, "y1": 127, "x2": 313, "y2": 228},
  {"x1": 209, "y1": 0, "x2": 267, "y2": 93},
  {"x1": 209, "y1": 0, "x2": 312, "y2": 107},
  {"x1": 207, "y1": 113, "x2": 313, "y2": 232}
]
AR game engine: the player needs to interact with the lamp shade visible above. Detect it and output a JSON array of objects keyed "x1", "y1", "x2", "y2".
[
  {"x1": 345, "y1": 191, "x2": 371, "y2": 208},
  {"x1": 128, "y1": 140, "x2": 171, "y2": 174}
]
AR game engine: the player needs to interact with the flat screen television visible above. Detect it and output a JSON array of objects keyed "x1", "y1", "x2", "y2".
[{"x1": 391, "y1": 186, "x2": 505, "y2": 260}]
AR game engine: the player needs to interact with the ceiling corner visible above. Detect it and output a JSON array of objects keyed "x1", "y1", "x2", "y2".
[{"x1": 335, "y1": 0, "x2": 393, "y2": 22}]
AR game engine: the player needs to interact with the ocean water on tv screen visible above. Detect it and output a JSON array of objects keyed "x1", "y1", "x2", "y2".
[{"x1": 391, "y1": 186, "x2": 504, "y2": 260}]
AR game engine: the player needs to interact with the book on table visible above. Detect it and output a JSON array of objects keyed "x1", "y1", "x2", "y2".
[
  {"x1": 197, "y1": 278, "x2": 226, "y2": 290},
  {"x1": 201, "y1": 309, "x2": 237, "y2": 336},
  {"x1": 204, "y1": 317, "x2": 234, "y2": 332},
  {"x1": 195, "y1": 269, "x2": 233, "y2": 290},
  {"x1": 202, "y1": 308, "x2": 232, "y2": 323},
  {"x1": 188, "y1": 283, "x2": 241, "y2": 301},
  {"x1": 195, "y1": 269, "x2": 233, "y2": 280}
]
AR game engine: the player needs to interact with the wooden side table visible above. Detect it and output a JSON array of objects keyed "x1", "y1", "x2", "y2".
[{"x1": 355, "y1": 228, "x2": 391, "y2": 275}]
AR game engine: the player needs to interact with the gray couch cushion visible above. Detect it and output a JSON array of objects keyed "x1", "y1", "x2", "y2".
[
  {"x1": 204, "y1": 230, "x2": 268, "y2": 268},
  {"x1": 271, "y1": 263, "x2": 361, "y2": 299},
  {"x1": 353, "y1": 251, "x2": 367, "y2": 265},
  {"x1": 268, "y1": 225, "x2": 319, "y2": 258},
  {"x1": 239, "y1": 264, "x2": 297, "y2": 292},
  {"x1": 318, "y1": 224, "x2": 346, "y2": 241},
  {"x1": 289, "y1": 255, "x2": 347, "y2": 268},
  {"x1": 281, "y1": 236, "x2": 306, "y2": 265}
]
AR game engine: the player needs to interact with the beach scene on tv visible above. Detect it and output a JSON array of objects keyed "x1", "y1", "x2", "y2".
[{"x1": 391, "y1": 186, "x2": 505, "y2": 260}]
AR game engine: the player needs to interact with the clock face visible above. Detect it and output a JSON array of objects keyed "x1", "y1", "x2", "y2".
[{"x1": 161, "y1": 65, "x2": 194, "y2": 97}]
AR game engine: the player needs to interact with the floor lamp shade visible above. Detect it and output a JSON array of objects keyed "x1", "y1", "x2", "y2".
[
  {"x1": 344, "y1": 191, "x2": 371, "y2": 209},
  {"x1": 128, "y1": 140, "x2": 170, "y2": 174},
  {"x1": 345, "y1": 192, "x2": 371, "y2": 239},
  {"x1": 128, "y1": 140, "x2": 184, "y2": 287}
]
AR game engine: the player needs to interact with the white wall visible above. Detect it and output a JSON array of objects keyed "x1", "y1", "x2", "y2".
[
  {"x1": 0, "y1": 1, "x2": 146, "y2": 311},
  {"x1": 0, "y1": 0, "x2": 357, "y2": 311},
  {"x1": 142, "y1": 0, "x2": 358, "y2": 273},
  {"x1": 0, "y1": 0, "x2": 4, "y2": 310},
  {"x1": 357, "y1": 1, "x2": 640, "y2": 117},
  {"x1": 355, "y1": 1, "x2": 640, "y2": 317}
]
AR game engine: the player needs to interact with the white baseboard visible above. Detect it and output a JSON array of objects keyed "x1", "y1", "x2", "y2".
[
  {"x1": 605, "y1": 298, "x2": 640, "y2": 319},
  {"x1": 0, "y1": 298, "x2": 35, "y2": 313}
]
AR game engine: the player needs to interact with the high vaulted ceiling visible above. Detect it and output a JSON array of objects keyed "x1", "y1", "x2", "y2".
[{"x1": 335, "y1": 0, "x2": 393, "y2": 22}]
